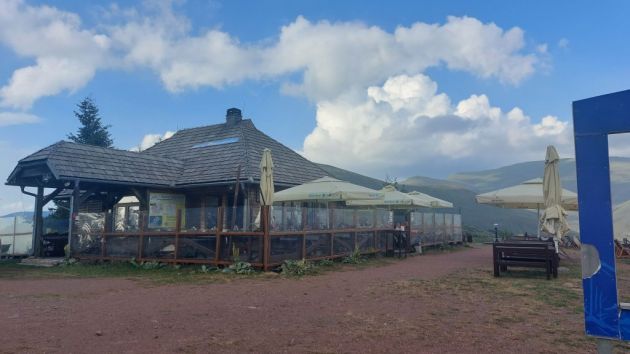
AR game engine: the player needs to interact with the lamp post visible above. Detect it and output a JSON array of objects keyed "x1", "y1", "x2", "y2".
[{"x1": 494, "y1": 223, "x2": 499, "y2": 242}]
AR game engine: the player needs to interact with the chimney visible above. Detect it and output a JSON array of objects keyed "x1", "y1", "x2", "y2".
[{"x1": 226, "y1": 108, "x2": 242, "y2": 126}]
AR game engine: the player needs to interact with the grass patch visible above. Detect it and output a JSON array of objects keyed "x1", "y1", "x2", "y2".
[
  {"x1": 383, "y1": 256, "x2": 630, "y2": 353},
  {"x1": 0, "y1": 259, "x2": 265, "y2": 285}
]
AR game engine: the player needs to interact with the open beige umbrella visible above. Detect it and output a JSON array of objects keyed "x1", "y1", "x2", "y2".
[
  {"x1": 274, "y1": 176, "x2": 382, "y2": 202},
  {"x1": 475, "y1": 179, "x2": 577, "y2": 210},
  {"x1": 476, "y1": 178, "x2": 577, "y2": 238},
  {"x1": 346, "y1": 185, "x2": 432, "y2": 208},
  {"x1": 540, "y1": 145, "x2": 570, "y2": 250},
  {"x1": 259, "y1": 148, "x2": 274, "y2": 206},
  {"x1": 407, "y1": 191, "x2": 454, "y2": 208}
]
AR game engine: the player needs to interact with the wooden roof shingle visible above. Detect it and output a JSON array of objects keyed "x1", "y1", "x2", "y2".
[{"x1": 8, "y1": 116, "x2": 327, "y2": 188}]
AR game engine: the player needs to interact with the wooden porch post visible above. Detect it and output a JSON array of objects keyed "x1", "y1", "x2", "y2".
[
  {"x1": 31, "y1": 186, "x2": 44, "y2": 257},
  {"x1": 67, "y1": 180, "x2": 80, "y2": 257}
]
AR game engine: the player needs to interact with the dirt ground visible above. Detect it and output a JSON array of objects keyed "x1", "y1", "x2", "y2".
[{"x1": 0, "y1": 245, "x2": 625, "y2": 353}]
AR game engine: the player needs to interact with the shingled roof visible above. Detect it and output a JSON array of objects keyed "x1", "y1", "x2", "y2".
[
  {"x1": 7, "y1": 109, "x2": 328, "y2": 188},
  {"x1": 143, "y1": 118, "x2": 327, "y2": 186},
  {"x1": 8, "y1": 141, "x2": 183, "y2": 187}
]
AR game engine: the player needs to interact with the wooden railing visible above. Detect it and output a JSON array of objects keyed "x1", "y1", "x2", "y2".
[{"x1": 70, "y1": 206, "x2": 461, "y2": 270}]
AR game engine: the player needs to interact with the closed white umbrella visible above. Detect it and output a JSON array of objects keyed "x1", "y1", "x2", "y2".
[
  {"x1": 274, "y1": 176, "x2": 383, "y2": 202},
  {"x1": 407, "y1": 191, "x2": 454, "y2": 208},
  {"x1": 541, "y1": 146, "x2": 570, "y2": 250},
  {"x1": 254, "y1": 148, "x2": 274, "y2": 230},
  {"x1": 346, "y1": 185, "x2": 432, "y2": 208},
  {"x1": 259, "y1": 148, "x2": 274, "y2": 206}
]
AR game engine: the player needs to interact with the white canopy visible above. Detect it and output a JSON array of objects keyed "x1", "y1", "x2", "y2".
[
  {"x1": 273, "y1": 176, "x2": 383, "y2": 202},
  {"x1": 475, "y1": 178, "x2": 578, "y2": 211},
  {"x1": 346, "y1": 185, "x2": 432, "y2": 208},
  {"x1": 407, "y1": 191, "x2": 454, "y2": 208}
]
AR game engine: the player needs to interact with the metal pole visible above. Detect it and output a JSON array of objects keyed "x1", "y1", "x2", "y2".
[
  {"x1": 537, "y1": 204, "x2": 541, "y2": 239},
  {"x1": 494, "y1": 224, "x2": 499, "y2": 242},
  {"x1": 12, "y1": 216, "x2": 16, "y2": 255}
]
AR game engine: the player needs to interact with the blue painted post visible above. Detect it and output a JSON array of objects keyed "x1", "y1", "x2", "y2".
[{"x1": 573, "y1": 89, "x2": 630, "y2": 342}]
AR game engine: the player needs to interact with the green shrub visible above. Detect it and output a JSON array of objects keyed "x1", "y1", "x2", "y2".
[
  {"x1": 281, "y1": 259, "x2": 317, "y2": 276},
  {"x1": 318, "y1": 259, "x2": 335, "y2": 267},
  {"x1": 342, "y1": 246, "x2": 363, "y2": 264},
  {"x1": 129, "y1": 258, "x2": 165, "y2": 270},
  {"x1": 227, "y1": 261, "x2": 254, "y2": 274},
  {"x1": 60, "y1": 258, "x2": 78, "y2": 267}
]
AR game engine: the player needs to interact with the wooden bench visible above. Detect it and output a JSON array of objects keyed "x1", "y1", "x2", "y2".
[{"x1": 493, "y1": 241, "x2": 558, "y2": 280}]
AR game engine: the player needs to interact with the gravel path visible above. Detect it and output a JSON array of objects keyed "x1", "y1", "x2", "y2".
[{"x1": 1, "y1": 246, "x2": 586, "y2": 353}]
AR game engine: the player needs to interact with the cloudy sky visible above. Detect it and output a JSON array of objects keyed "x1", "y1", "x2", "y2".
[{"x1": 1, "y1": 0, "x2": 630, "y2": 215}]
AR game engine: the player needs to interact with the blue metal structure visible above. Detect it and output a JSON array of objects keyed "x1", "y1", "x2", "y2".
[{"x1": 573, "y1": 89, "x2": 630, "y2": 340}]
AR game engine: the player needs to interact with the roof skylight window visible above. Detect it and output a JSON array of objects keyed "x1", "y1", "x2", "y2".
[{"x1": 192, "y1": 137, "x2": 239, "y2": 148}]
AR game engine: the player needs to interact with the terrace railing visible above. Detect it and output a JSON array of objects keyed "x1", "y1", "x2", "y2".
[{"x1": 70, "y1": 206, "x2": 461, "y2": 270}]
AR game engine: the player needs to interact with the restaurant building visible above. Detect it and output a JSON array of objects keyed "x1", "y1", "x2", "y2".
[{"x1": 6, "y1": 108, "x2": 461, "y2": 269}]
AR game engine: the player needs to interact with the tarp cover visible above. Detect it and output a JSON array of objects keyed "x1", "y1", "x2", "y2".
[
  {"x1": 407, "y1": 191, "x2": 454, "y2": 208},
  {"x1": 273, "y1": 176, "x2": 383, "y2": 202},
  {"x1": 346, "y1": 185, "x2": 432, "y2": 208},
  {"x1": 475, "y1": 178, "x2": 578, "y2": 211}
]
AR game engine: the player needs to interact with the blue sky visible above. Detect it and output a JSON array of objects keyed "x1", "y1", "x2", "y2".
[{"x1": 1, "y1": 0, "x2": 630, "y2": 214}]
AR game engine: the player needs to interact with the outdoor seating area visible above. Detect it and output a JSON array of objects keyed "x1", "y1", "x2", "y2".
[{"x1": 70, "y1": 203, "x2": 462, "y2": 269}]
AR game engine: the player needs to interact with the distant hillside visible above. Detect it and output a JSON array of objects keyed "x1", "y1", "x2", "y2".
[
  {"x1": 449, "y1": 157, "x2": 630, "y2": 206},
  {"x1": 400, "y1": 180, "x2": 538, "y2": 234},
  {"x1": 448, "y1": 158, "x2": 578, "y2": 193},
  {"x1": 1, "y1": 211, "x2": 35, "y2": 219},
  {"x1": 614, "y1": 200, "x2": 630, "y2": 240},
  {"x1": 400, "y1": 176, "x2": 468, "y2": 190},
  {"x1": 317, "y1": 163, "x2": 386, "y2": 190},
  {"x1": 318, "y1": 163, "x2": 538, "y2": 234}
]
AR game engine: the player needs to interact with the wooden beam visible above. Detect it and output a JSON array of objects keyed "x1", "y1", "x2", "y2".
[
  {"x1": 130, "y1": 187, "x2": 147, "y2": 206},
  {"x1": 77, "y1": 187, "x2": 100, "y2": 206},
  {"x1": 42, "y1": 187, "x2": 64, "y2": 205}
]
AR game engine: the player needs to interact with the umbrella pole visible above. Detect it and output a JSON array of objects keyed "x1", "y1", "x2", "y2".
[{"x1": 536, "y1": 204, "x2": 540, "y2": 240}]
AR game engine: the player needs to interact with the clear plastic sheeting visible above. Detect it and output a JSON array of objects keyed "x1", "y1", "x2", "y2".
[
  {"x1": 178, "y1": 236, "x2": 217, "y2": 260},
  {"x1": 0, "y1": 216, "x2": 33, "y2": 256},
  {"x1": 333, "y1": 233, "x2": 353, "y2": 254},
  {"x1": 219, "y1": 236, "x2": 262, "y2": 263},
  {"x1": 183, "y1": 207, "x2": 219, "y2": 232},
  {"x1": 66, "y1": 203, "x2": 462, "y2": 267},
  {"x1": 304, "y1": 206, "x2": 329, "y2": 230},
  {"x1": 305, "y1": 234, "x2": 331, "y2": 258},
  {"x1": 409, "y1": 211, "x2": 463, "y2": 246},
  {"x1": 376, "y1": 209, "x2": 393, "y2": 228},
  {"x1": 271, "y1": 205, "x2": 303, "y2": 231},
  {"x1": 357, "y1": 232, "x2": 375, "y2": 251},
  {"x1": 106, "y1": 236, "x2": 139, "y2": 257},
  {"x1": 270, "y1": 235, "x2": 302, "y2": 263},
  {"x1": 143, "y1": 236, "x2": 176, "y2": 259}
]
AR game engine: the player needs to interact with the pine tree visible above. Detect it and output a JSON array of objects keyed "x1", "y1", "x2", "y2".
[{"x1": 67, "y1": 97, "x2": 113, "y2": 147}]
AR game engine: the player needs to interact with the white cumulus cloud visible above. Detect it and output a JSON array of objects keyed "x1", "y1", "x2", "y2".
[
  {"x1": 131, "y1": 131, "x2": 176, "y2": 152},
  {"x1": 0, "y1": 111, "x2": 40, "y2": 127},
  {"x1": 0, "y1": 2, "x2": 544, "y2": 108},
  {"x1": 303, "y1": 74, "x2": 573, "y2": 177},
  {"x1": 0, "y1": 0, "x2": 111, "y2": 109}
]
